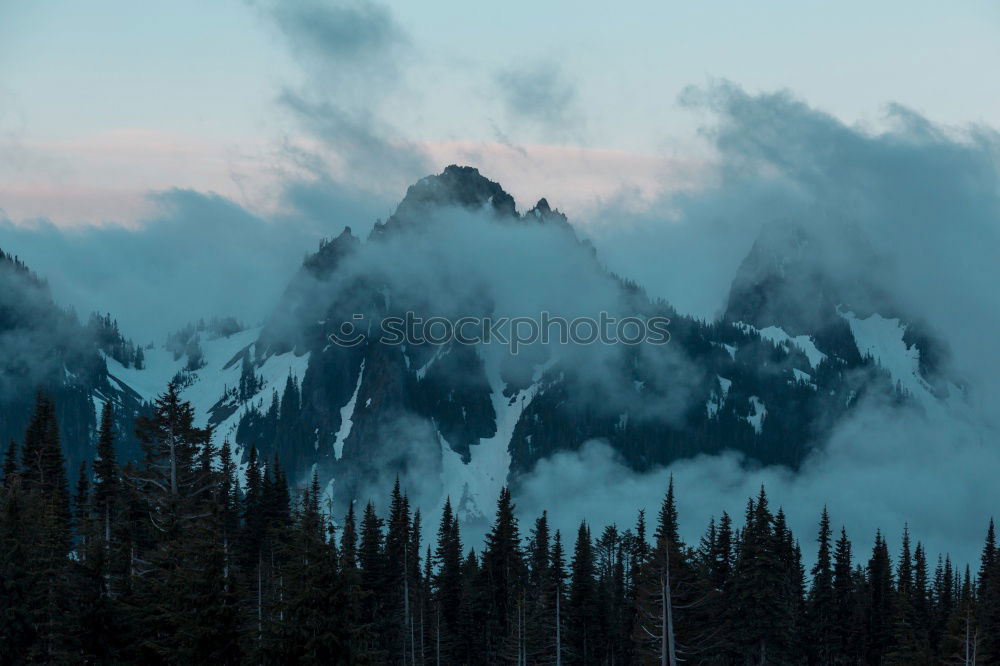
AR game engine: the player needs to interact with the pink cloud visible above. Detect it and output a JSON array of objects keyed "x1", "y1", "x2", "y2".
[{"x1": 1, "y1": 127, "x2": 708, "y2": 228}]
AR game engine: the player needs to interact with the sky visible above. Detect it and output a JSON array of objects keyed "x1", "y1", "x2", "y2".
[{"x1": 2, "y1": 0, "x2": 999, "y2": 226}]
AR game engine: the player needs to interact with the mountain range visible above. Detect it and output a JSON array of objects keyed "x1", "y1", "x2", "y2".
[{"x1": 0, "y1": 165, "x2": 966, "y2": 527}]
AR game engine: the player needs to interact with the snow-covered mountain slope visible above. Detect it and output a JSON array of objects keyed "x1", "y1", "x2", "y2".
[
  {"x1": 106, "y1": 326, "x2": 311, "y2": 474},
  {"x1": 215, "y1": 166, "x2": 963, "y2": 520},
  {"x1": 439, "y1": 346, "x2": 552, "y2": 522},
  {"x1": 2, "y1": 167, "x2": 979, "y2": 526}
]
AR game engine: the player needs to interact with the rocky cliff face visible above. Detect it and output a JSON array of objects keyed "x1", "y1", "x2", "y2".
[
  {"x1": 216, "y1": 166, "x2": 943, "y2": 521},
  {"x1": 0, "y1": 166, "x2": 957, "y2": 525}
]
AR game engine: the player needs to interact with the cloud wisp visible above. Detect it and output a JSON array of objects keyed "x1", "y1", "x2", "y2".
[
  {"x1": 0, "y1": 188, "x2": 385, "y2": 341},
  {"x1": 520, "y1": 81, "x2": 1000, "y2": 570},
  {"x1": 494, "y1": 61, "x2": 584, "y2": 142},
  {"x1": 255, "y1": 0, "x2": 432, "y2": 194}
]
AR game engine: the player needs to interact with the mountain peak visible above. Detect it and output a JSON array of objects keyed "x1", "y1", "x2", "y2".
[
  {"x1": 303, "y1": 226, "x2": 360, "y2": 279},
  {"x1": 725, "y1": 219, "x2": 886, "y2": 335},
  {"x1": 375, "y1": 165, "x2": 517, "y2": 234}
]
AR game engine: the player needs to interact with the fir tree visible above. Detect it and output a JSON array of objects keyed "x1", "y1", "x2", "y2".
[
  {"x1": 358, "y1": 500, "x2": 386, "y2": 660},
  {"x1": 477, "y1": 487, "x2": 524, "y2": 662},
  {"x1": 338, "y1": 501, "x2": 371, "y2": 658},
  {"x1": 549, "y1": 530, "x2": 567, "y2": 666},
  {"x1": 730, "y1": 487, "x2": 789, "y2": 664},
  {"x1": 125, "y1": 383, "x2": 238, "y2": 662},
  {"x1": 263, "y1": 474, "x2": 348, "y2": 663},
  {"x1": 865, "y1": 530, "x2": 896, "y2": 661},
  {"x1": 808, "y1": 507, "x2": 837, "y2": 664},
  {"x1": 710, "y1": 511, "x2": 733, "y2": 591},
  {"x1": 567, "y1": 521, "x2": 599, "y2": 664},
  {"x1": 93, "y1": 401, "x2": 119, "y2": 546},
  {"x1": 433, "y1": 497, "x2": 463, "y2": 664},
  {"x1": 977, "y1": 518, "x2": 1000, "y2": 662},
  {"x1": 20, "y1": 393, "x2": 71, "y2": 547},
  {"x1": 525, "y1": 511, "x2": 554, "y2": 662},
  {"x1": 0, "y1": 474, "x2": 40, "y2": 659},
  {"x1": 633, "y1": 478, "x2": 693, "y2": 666},
  {"x1": 832, "y1": 526, "x2": 859, "y2": 660}
]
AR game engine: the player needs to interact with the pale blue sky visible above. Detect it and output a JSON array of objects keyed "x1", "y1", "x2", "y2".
[{"x1": 1, "y1": 0, "x2": 999, "y2": 224}]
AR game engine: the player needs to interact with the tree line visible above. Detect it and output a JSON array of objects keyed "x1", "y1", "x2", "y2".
[{"x1": 0, "y1": 385, "x2": 998, "y2": 664}]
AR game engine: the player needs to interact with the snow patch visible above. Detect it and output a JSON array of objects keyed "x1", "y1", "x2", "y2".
[
  {"x1": 706, "y1": 375, "x2": 733, "y2": 419},
  {"x1": 91, "y1": 395, "x2": 106, "y2": 428},
  {"x1": 439, "y1": 347, "x2": 552, "y2": 521},
  {"x1": 717, "y1": 375, "x2": 732, "y2": 398},
  {"x1": 840, "y1": 311, "x2": 932, "y2": 400},
  {"x1": 790, "y1": 368, "x2": 816, "y2": 389},
  {"x1": 713, "y1": 341, "x2": 737, "y2": 359},
  {"x1": 739, "y1": 322, "x2": 826, "y2": 369},
  {"x1": 746, "y1": 396, "x2": 766, "y2": 434},
  {"x1": 334, "y1": 360, "x2": 365, "y2": 460}
]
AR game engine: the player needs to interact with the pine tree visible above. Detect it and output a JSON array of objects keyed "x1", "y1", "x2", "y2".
[
  {"x1": 808, "y1": 507, "x2": 837, "y2": 664},
  {"x1": 0, "y1": 473, "x2": 40, "y2": 659},
  {"x1": 279, "y1": 373, "x2": 300, "y2": 426},
  {"x1": 263, "y1": 473, "x2": 348, "y2": 663},
  {"x1": 549, "y1": 530, "x2": 567, "y2": 666},
  {"x1": 911, "y1": 542, "x2": 932, "y2": 656},
  {"x1": 421, "y1": 544, "x2": 433, "y2": 666},
  {"x1": 567, "y1": 521, "x2": 599, "y2": 664},
  {"x1": 942, "y1": 563, "x2": 979, "y2": 662},
  {"x1": 358, "y1": 500, "x2": 386, "y2": 661},
  {"x1": 241, "y1": 445, "x2": 263, "y2": 562},
  {"x1": 932, "y1": 554, "x2": 955, "y2": 656},
  {"x1": 238, "y1": 353, "x2": 261, "y2": 402},
  {"x1": 977, "y1": 518, "x2": 1000, "y2": 662},
  {"x1": 772, "y1": 508, "x2": 804, "y2": 662},
  {"x1": 832, "y1": 527, "x2": 859, "y2": 661},
  {"x1": 729, "y1": 487, "x2": 788, "y2": 664},
  {"x1": 338, "y1": 501, "x2": 371, "y2": 659},
  {"x1": 477, "y1": 487, "x2": 524, "y2": 662},
  {"x1": 601, "y1": 526, "x2": 629, "y2": 664},
  {"x1": 125, "y1": 383, "x2": 240, "y2": 662},
  {"x1": 383, "y1": 477, "x2": 412, "y2": 660},
  {"x1": 655, "y1": 474, "x2": 680, "y2": 547},
  {"x1": 217, "y1": 441, "x2": 239, "y2": 581},
  {"x1": 525, "y1": 511, "x2": 554, "y2": 662},
  {"x1": 633, "y1": 477, "x2": 693, "y2": 666},
  {"x1": 10, "y1": 394, "x2": 78, "y2": 661},
  {"x1": 710, "y1": 511, "x2": 733, "y2": 592},
  {"x1": 433, "y1": 497, "x2": 463, "y2": 664},
  {"x1": 978, "y1": 518, "x2": 996, "y2": 598},
  {"x1": 456, "y1": 548, "x2": 481, "y2": 664},
  {"x1": 407, "y1": 508, "x2": 422, "y2": 666},
  {"x1": 20, "y1": 393, "x2": 71, "y2": 548},
  {"x1": 93, "y1": 401, "x2": 119, "y2": 547},
  {"x1": 865, "y1": 530, "x2": 895, "y2": 661}
]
